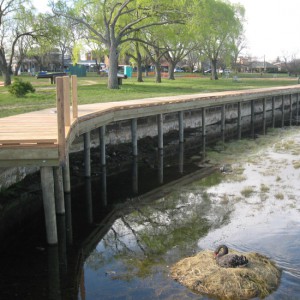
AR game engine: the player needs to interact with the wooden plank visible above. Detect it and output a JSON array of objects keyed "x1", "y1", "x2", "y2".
[
  {"x1": 63, "y1": 76, "x2": 71, "y2": 126},
  {"x1": 0, "y1": 139, "x2": 57, "y2": 143},
  {"x1": 0, "y1": 144, "x2": 57, "y2": 148},
  {"x1": 56, "y1": 77, "x2": 66, "y2": 165},
  {"x1": 71, "y1": 75, "x2": 78, "y2": 119}
]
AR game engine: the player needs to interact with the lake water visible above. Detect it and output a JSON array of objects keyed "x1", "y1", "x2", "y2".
[{"x1": 1, "y1": 127, "x2": 300, "y2": 299}]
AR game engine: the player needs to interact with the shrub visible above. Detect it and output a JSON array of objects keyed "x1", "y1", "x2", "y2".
[{"x1": 8, "y1": 78, "x2": 35, "y2": 97}]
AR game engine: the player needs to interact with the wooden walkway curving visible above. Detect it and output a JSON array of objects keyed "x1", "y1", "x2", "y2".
[{"x1": 1, "y1": 80, "x2": 300, "y2": 168}]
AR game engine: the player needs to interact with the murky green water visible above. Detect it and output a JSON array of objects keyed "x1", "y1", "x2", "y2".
[
  {"x1": 78, "y1": 128, "x2": 300, "y2": 299},
  {"x1": 1, "y1": 128, "x2": 300, "y2": 299}
]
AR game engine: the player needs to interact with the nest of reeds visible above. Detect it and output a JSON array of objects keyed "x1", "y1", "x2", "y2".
[{"x1": 170, "y1": 249, "x2": 281, "y2": 299}]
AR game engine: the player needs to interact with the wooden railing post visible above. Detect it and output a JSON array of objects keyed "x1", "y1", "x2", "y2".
[
  {"x1": 63, "y1": 76, "x2": 71, "y2": 126},
  {"x1": 71, "y1": 75, "x2": 78, "y2": 119},
  {"x1": 56, "y1": 77, "x2": 66, "y2": 165}
]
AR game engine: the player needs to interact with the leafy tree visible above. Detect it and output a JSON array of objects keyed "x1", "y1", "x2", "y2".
[
  {"x1": 52, "y1": 0, "x2": 185, "y2": 89},
  {"x1": 162, "y1": 23, "x2": 196, "y2": 80},
  {"x1": 189, "y1": 0, "x2": 244, "y2": 80},
  {"x1": 125, "y1": 41, "x2": 146, "y2": 82},
  {"x1": 231, "y1": 32, "x2": 247, "y2": 73},
  {"x1": 0, "y1": 1, "x2": 39, "y2": 85},
  {"x1": 142, "y1": 38, "x2": 166, "y2": 83}
]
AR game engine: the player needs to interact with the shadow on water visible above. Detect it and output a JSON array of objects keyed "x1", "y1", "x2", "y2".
[{"x1": 1, "y1": 106, "x2": 300, "y2": 299}]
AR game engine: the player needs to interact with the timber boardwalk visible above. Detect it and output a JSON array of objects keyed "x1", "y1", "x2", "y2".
[{"x1": 1, "y1": 75, "x2": 300, "y2": 244}]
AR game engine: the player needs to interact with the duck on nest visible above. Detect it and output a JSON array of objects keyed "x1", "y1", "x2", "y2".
[{"x1": 214, "y1": 245, "x2": 248, "y2": 268}]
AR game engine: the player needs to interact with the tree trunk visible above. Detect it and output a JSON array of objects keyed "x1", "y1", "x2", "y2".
[
  {"x1": 136, "y1": 51, "x2": 143, "y2": 82},
  {"x1": 144, "y1": 65, "x2": 149, "y2": 77},
  {"x1": 168, "y1": 62, "x2": 176, "y2": 80},
  {"x1": 0, "y1": 50, "x2": 11, "y2": 85},
  {"x1": 108, "y1": 44, "x2": 119, "y2": 89},
  {"x1": 3, "y1": 68, "x2": 12, "y2": 86},
  {"x1": 155, "y1": 62, "x2": 162, "y2": 83},
  {"x1": 13, "y1": 63, "x2": 21, "y2": 76},
  {"x1": 61, "y1": 52, "x2": 65, "y2": 72},
  {"x1": 211, "y1": 59, "x2": 218, "y2": 80}
]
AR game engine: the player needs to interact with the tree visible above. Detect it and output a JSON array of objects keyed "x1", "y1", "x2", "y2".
[
  {"x1": 0, "y1": 1, "x2": 39, "y2": 85},
  {"x1": 52, "y1": 0, "x2": 185, "y2": 89},
  {"x1": 189, "y1": 0, "x2": 244, "y2": 80},
  {"x1": 231, "y1": 32, "x2": 247, "y2": 73},
  {"x1": 125, "y1": 41, "x2": 146, "y2": 82},
  {"x1": 162, "y1": 23, "x2": 195, "y2": 80}
]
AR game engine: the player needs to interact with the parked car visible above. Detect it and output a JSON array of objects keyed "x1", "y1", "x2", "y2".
[
  {"x1": 204, "y1": 69, "x2": 212, "y2": 74},
  {"x1": 174, "y1": 67, "x2": 184, "y2": 72},
  {"x1": 219, "y1": 69, "x2": 231, "y2": 75}
]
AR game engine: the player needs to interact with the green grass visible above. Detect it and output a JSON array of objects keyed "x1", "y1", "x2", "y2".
[{"x1": 0, "y1": 72, "x2": 298, "y2": 118}]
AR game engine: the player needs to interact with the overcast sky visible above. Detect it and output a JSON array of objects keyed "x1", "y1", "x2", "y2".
[
  {"x1": 32, "y1": 0, "x2": 300, "y2": 62},
  {"x1": 229, "y1": 0, "x2": 300, "y2": 61}
]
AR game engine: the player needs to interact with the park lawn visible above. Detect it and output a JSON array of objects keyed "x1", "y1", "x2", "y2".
[{"x1": 0, "y1": 74, "x2": 298, "y2": 118}]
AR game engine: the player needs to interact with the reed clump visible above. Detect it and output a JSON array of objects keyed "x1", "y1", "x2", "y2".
[{"x1": 171, "y1": 249, "x2": 280, "y2": 299}]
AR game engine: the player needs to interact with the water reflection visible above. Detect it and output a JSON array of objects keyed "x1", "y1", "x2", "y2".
[
  {"x1": 64, "y1": 193, "x2": 73, "y2": 245},
  {"x1": 179, "y1": 142, "x2": 184, "y2": 174},
  {"x1": 2, "y1": 118, "x2": 300, "y2": 300},
  {"x1": 85, "y1": 178, "x2": 93, "y2": 224},
  {"x1": 132, "y1": 156, "x2": 138, "y2": 195},
  {"x1": 77, "y1": 129, "x2": 300, "y2": 299},
  {"x1": 47, "y1": 246, "x2": 61, "y2": 300},
  {"x1": 157, "y1": 149, "x2": 163, "y2": 184},
  {"x1": 101, "y1": 165, "x2": 107, "y2": 207}
]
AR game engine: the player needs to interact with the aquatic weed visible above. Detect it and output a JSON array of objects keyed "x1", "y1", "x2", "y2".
[
  {"x1": 241, "y1": 186, "x2": 255, "y2": 198},
  {"x1": 260, "y1": 184, "x2": 270, "y2": 193},
  {"x1": 275, "y1": 193, "x2": 284, "y2": 200}
]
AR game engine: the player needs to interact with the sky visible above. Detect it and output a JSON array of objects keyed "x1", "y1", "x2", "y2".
[
  {"x1": 32, "y1": 0, "x2": 300, "y2": 62},
  {"x1": 228, "y1": 0, "x2": 300, "y2": 61}
]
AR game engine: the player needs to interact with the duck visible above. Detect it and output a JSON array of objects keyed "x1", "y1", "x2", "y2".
[{"x1": 214, "y1": 245, "x2": 248, "y2": 268}]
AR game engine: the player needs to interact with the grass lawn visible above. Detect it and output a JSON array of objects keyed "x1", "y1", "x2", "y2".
[{"x1": 0, "y1": 72, "x2": 298, "y2": 118}]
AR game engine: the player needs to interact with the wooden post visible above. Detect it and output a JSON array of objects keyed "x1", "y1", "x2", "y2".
[
  {"x1": 56, "y1": 77, "x2": 66, "y2": 165},
  {"x1": 202, "y1": 108, "x2": 206, "y2": 137},
  {"x1": 99, "y1": 126, "x2": 106, "y2": 166},
  {"x1": 131, "y1": 118, "x2": 138, "y2": 156},
  {"x1": 40, "y1": 166, "x2": 57, "y2": 245},
  {"x1": 289, "y1": 94, "x2": 292, "y2": 126},
  {"x1": 53, "y1": 166, "x2": 65, "y2": 214},
  {"x1": 297, "y1": 93, "x2": 299, "y2": 124},
  {"x1": 221, "y1": 104, "x2": 225, "y2": 143},
  {"x1": 62, "y1": 153, "x2": 71, "y2": 193},
  {"x1": 272, "y1": 96, "x2": 275, "y2": 128},
  {"x1": 157, "y1": 114, "x2": 163, "y2": 150},
  {"x1": 263, "y1": 98, "x2": 266, "y2": 135},
  {"x1": 84, "y1": 132, "x2": 91, "y2": 177},
  {"x1": 71, "y1": 75, "x2": 78, "y2": 119},
  {"x1": 178, "y1": 111, "x2": 184, "y2": 143},
  {"x1": 251, "y1": 100, "x2": 255, "y2": 138},
  {"x1": 63, "y1": 76, "x2": 71, "y2": 126},
  {"x1": 237, "y1": 102, "x2": 242, "y2": 139},
  {"x1": 281, "y1": 95, "x2": 285, "y2": 127}
]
